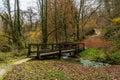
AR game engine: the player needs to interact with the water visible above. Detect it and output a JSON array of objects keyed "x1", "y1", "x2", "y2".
[
  {"x1": 61, "y1": 53, "x2": 70, "y2": 59},
  {"x1": 61, "y1": 54, "x2": 110, "y2": 67},
  {"x1": 80, "y1": 58, "x2": 110, "y2": 67}
]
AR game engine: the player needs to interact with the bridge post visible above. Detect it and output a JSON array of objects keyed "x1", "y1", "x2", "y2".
[
  {"x1": 27, "y1": 44, "x2": 31, "y2": 57},
  {"x1": 36, "y1": 44, "x2": 40, "y2": 59},
  {"x1": 58, "y1": 44, "x2": 61, "y2": 59},
  {"x1": 52, "y1": 44, "x2": 54, "y2": 50},
  {"x1": 74, "y1": 44, "x2": 79, "y2": 57}
]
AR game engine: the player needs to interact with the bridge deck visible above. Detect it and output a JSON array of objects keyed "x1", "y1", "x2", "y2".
[{"x1": 40, "y1": 49, "x2": 75, "y2": 56}]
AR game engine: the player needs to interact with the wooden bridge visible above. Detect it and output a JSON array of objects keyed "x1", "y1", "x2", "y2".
[{"x1": 27, "y1": 42, "x2": 85, "y2": 59}]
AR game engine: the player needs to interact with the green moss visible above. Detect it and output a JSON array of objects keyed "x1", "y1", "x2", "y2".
[
  {"x1": 80, "y1": 48, "x2": 106, "y2": 62},
  {"x1": 80, "y1": 48, "x2": 97, "y2": 57}
]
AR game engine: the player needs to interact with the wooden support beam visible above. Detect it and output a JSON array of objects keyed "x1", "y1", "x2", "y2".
[
  {"x1": 51, "y1": 44, "x2": 54, "y2": 50},
  {"x1": 58, "y1": 44, "x2": 61, "y2": 59},
  {"x1": 36, "y1": 44, "x2": 40, "y2": 59},
  {"x1": 27, "y1": 44, "x2": 31, "y2": 57}
]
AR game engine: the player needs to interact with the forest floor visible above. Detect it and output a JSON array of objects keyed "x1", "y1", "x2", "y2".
[
  {"x1": 0, "y1": 58, "x2": 32, "y2": 79},
  {"x1": 3, "y1": 60, "x2": 120, "y2": 80}
]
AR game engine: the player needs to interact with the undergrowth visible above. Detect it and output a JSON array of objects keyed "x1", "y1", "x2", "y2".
[
  {"x1": 80, "y1": 48, "x2": 106, "y2": 62},
  {"x1": 80, "y1": 48, "x2": 120, "y2": 65}
]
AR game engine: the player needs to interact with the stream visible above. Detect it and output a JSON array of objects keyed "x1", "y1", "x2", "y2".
[{"x1": 61, "y1": 54, "x2": 110, "y2": 67}]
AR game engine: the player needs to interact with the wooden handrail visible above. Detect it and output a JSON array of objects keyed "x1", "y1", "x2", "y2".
[{"x1": 27, "y1": 42, "x2": 85, "y2": 59}]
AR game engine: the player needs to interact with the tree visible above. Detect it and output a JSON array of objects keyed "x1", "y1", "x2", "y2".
[
  {"x1": 0, "y1": 0, "x2": 24, "y2": 48},
  {"x1": 74, "y1": 0, "x2": 101, "y2": 40},
  {"x1": 54, "y1": 0, "x2": 58, "y2": 43},
  {"x1": 37, "y1": 0, "x2": 48, "y2": 47}
]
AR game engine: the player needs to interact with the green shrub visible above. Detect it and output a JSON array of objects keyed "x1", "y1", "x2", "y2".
[
  {"x1": 0, "y1": 53, "x2": 5, "y2": 61},
  {"x1": 80, "y1": 48, "x2": 106, "y2": 62},
  {"x1": 13, "y1": 49, "x2": 27, "y2": 57},
  {"x1": 0, "y1": 50, "x2": 26, "y2": 62},
  {"x1": 105, "y1": 51, "x2": 120, "y2": 65},
  {"x1": 0, "y1": 36, "x2": 10, "y2": 52},
  {"x1": 5, "y1": 44, "x2": 27, "y2": 57},
  {"x1": 104, "y1": 25, "x2": 120, "y2": 48},
  {"x1": 0, "y1": 52, "x2": 14, "y2": 61},
  {"x1": 80, "y1": 48, "x2": 120, "y2": 65},
  {"x1": 103, "y1": 25, "x2": 120, "y2": 64}
]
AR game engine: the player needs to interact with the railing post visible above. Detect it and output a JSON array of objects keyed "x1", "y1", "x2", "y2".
[
  {"x1": 58, "y1": 44, "x2": 61, "y2": 59},
  {"x1": 52, "y1": 44, "x2": 54, "y2": 50},
  {"x1": 36, "y1": 44, "x2": 40, "y2": 59},
  {"x1": 27, "y1": 44, "x2": 31, "y2": 57},
  {"x1": 83, "y1": 43, "x2": 85, "y2": 50},
  {"x1": 74, "y1": 44, "x2": 78, "y2": 57},
  {"x1": 76, "y1": 44, "x2": 79, "y2": 56}
]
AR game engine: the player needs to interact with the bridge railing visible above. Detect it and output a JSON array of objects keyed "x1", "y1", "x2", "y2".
[
  {"x1": 27, "y1": 43, "x2": 60, "y2": 57},
  {"x1": 27, "y1": 43, "x2": 85, "y2": 58}
]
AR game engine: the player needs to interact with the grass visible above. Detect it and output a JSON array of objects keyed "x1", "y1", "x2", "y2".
[
  {"x1": 0, "y1": 58, "x2": 24, "y2": 69},
  {"x1": 0, "y1": 52, "x2": 14, "y2": 69},
  {"x1": 80, "y1": 48, "x2": 120, "y2": 65},
  {"x1": 80, "y1": 48, "x2": 106, "y2": 61},
  {"x1": 3, "y1": 60, "x2": 120, "y2": 80},
  {"x1": 0, "y1": 52, "x2": 13, "y2": 61},
  {"x1": 45, "y1": 70, "x2": 65, "y2": 80},
  {"x1": 94, "y1": 73, "x2": 111, "y2": 80},
  {"x1": 0, "y1": 51, "x2": 26, "y2": 69},
  {"x1": 0, "y1": 51, "x2": 27, "y2": 80}
]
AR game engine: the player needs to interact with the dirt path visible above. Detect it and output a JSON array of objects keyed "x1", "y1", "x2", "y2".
[
  {"x1": 0, "y1": 58, "x2": 32, "y2": 79},
  {"x1": 82, "y1": 28, "x2": 113, "y2": 49}
]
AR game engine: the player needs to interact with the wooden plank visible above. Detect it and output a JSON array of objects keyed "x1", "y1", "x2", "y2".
[
  {"x1": 30, "y1": 51, "x2": 37, "y2": 53},
  {"x1": 30, "y1": 50, "x2": 58, "y2": 53},
  {"x1": 29, "y1": 43, "x2": 59, "y2": 46},
  {"x1": 39, "y1": 49, "x2": 75, "y2": 56},
  {"x1": 61, "y1": 49, "x2": 75, "y2": 53},
  {"x1": 40, "y1": 51, "x2": 59, "y2": 56}
]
